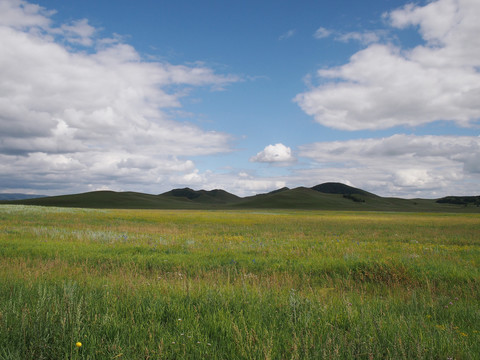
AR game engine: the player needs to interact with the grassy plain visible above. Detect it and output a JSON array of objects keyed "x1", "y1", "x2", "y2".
[{"x1": 0, "y1": 205, "x2": 479, "y2": 359}]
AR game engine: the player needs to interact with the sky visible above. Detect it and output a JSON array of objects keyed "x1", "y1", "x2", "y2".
[{"x1": 0, "y1": 0, "x2": 479, "y2": 198}]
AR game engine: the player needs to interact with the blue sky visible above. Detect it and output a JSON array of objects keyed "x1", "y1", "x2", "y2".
[{"x1": 0, "y1": 0, "x2": 479, "y2": 197}]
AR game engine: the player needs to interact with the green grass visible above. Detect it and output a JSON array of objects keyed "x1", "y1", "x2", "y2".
[{"x1": 0, "y1": 205, "x2": 479, "y2": 359}]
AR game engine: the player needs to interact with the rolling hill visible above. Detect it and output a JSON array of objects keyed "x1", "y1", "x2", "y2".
[
  {"x1": 161, "y1": 188, "x2": 242, "y2": 204},
  {"x1": 1, "y1": 182, "x2": 479, "y2": 212},
  {"x1": 311, "y1": 182, "x2": 376, "y2": 197}
]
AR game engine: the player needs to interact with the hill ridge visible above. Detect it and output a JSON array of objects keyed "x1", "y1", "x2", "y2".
[
  {"x1": 161, "y1": 187, "x2": 241, "y2": 204},
  {"x1": 311, "y1": 182, "x2": 377, "y2": 197},
  {"x1": 1, "y1": 183, "x2": 479, "y2": 212}
]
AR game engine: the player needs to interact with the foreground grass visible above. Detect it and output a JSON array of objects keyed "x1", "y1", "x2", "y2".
[{"x1": 0, "y1": 205, "x2": 479, "y2": 359}]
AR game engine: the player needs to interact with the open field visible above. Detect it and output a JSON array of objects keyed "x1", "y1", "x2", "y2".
[{"x1": 0, "y1": 205, "x2": 479, "y2": 359}]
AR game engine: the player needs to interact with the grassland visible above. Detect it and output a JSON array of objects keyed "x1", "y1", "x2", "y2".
[{"x1": 0, "y1": 205, "x2": 479, "y2": 359}]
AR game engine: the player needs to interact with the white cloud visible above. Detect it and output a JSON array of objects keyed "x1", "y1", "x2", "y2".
[
  {"x1": 298, "y1": 0, "x2": 480, "y2": 130},
  {"x1": 234, "y1": 178, "x2": 286, "y2": 194},
  {"x1": 173, "y1": 169, "x2": 207, "y2": 186},
  {"x1": 58, "y1": 18, "x2": 96, "y2": 46},
  {"x1": 297, "y1": 134, "x2": 480, "y2": 197},
  {"x1": 214, "y1": 172, "x2": 287, "y2": 196},
  {"x1": 250, "y1": 143, "x2": 295, "y2": 163},
  {"x1": 0, "y1": 0, "x2": 53, "y2": 29},
  {"x1": 279, "y1": 29, "x2": 296, "y2": 40},
  {"x1": 387, "y1": 0, "x2": 460, "y2": 44},
  {"x1": 313, "y1": 27, "x2": 332, "y2": 39},
  {"x1": 393, "y1": 168, "x2": 432, "y2": 188},
  {"x1": 335, "y1": 31, "x2": 382, "y2": 45},
  {"x1": 0, "y1": 0, "x2": 238, "y2": 194},
  {"x1": 314, "y1": 26, "x2": 385, "y2": 45}
]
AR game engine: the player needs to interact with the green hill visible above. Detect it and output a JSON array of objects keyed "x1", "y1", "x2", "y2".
[
  {"x1": 1, "y1": 183, "x2": 479, "y2": 212},
  {"x1": 161, "y1": 188, "x2": 241, "y2": 204},
  {"x1": 235, "y1": 187, "x2": 349, "y2": 210},
  {"x1": 436, "y1": 196, "x2": 480, "y2": 206},
  {"x1": 233, "y1": 187, "x2": 459, "y2": 212},
  {"x1": 311, "y1": 182, "x2": 376, "y2": 197},
  {"x1": 0, "y1": 188, "x2": 241, "y2": 210},
  {"x1": 1, "y1": 191, "x2": 200, "y2": 209}
]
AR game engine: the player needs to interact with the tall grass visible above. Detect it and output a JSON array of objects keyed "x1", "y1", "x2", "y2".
[{"x1": 0, "y1": 205, "x2": 479, "y2": 359}]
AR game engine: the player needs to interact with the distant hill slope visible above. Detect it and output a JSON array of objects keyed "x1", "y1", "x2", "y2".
[
  {"x1": 234, "y1": 186, "x2": 455, "y2": 212},
  {"x1": 311, "y1": 182, "x2": 377, "y2": 197},
  {"x1": 436, "y1": 196, "x2": 480, "y2": 206},
  {"x1": 235, "y1": 187, "x2": 346, "y2": 210},
  {"x1": 0, "y1": 189, "x2": 240, "y2": 209},
  {"x1": 161, "y1": 188, "x2": 241, "y2": 204},
  {"x1": 1, "y1": 183, "x2": 479, "y2": 212},
  {"x1": 267, "y1": 187, "x2": 290, "y2": 195},
  {"x1": 0, "y1": 191, "x2": 202, "y2": 209}
]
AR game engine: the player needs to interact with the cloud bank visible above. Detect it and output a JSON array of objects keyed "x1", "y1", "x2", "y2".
[
  {"x1": 297, "y1": 0, "x2": 480, "y2": 130},
  {"x1": 284, "y1": 0, "x2": 480, "y2": 197},
  {"x1": 298, "y1": 134, "x2": 480, "y2": 197},
  {"x1": 0, "y1": 0, "x2": 238, "y2": 194}
]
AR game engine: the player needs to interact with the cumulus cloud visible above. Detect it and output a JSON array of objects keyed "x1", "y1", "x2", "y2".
[
  {"x1": 250, "y1": 143, "x2": 295, "y2": 163},
  {"x1": 0, "y1": 0, "x2": 238, "y2": 194},
  {"x1": 298, "y1": 0, "x2": 480, "y2": 130},
  {"x1": 298, "y1": 134, "x2": 480, "y2": 197}
]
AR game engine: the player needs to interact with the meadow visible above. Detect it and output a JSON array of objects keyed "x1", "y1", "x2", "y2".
[{"x1": 0, "y1": 205, "x2": 479, "y2": 359}]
